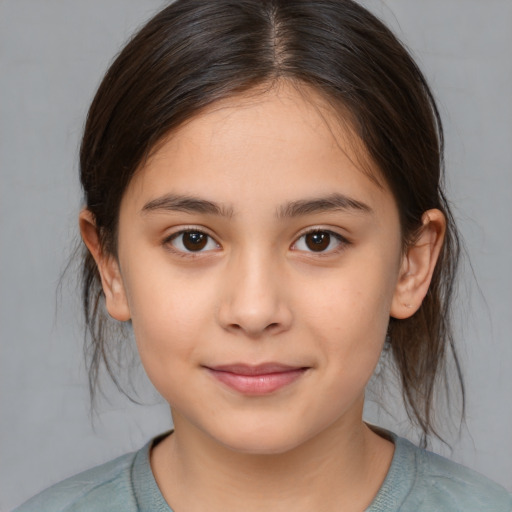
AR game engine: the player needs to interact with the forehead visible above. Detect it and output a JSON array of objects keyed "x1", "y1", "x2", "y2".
[{"x1": 123, "y1": 82, "x2": 393, "y2": 216}]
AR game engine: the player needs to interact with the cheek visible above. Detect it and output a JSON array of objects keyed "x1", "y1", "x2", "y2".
[
  {"x1": 305, "y1": 268, "x2": 394, "y2": 335},
  {"x1": 121, "y1": 259, "x2": 216, "y2": 387},
  {"x1": 298, "y1": 256, "x2": 397, "y2": 370}
]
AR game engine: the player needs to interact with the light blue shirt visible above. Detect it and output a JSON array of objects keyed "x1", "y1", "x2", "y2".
[{"x1": 15, "y1": 431, "x2": 512, "y2": 511}]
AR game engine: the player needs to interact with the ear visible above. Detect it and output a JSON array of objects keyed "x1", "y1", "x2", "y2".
[
  {"x1": 79, "y1": 209, "x2": 131, "y2": 322},
  {"x1": 390, "y1": 209, "x2": 446, "y2": 319}
]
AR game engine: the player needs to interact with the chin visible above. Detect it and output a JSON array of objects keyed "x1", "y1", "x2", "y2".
[
  {"x1": 209, "y1": 421, "x2": 314, "y2": 456},
  {"x1": 222, "y1": 437, "x2": 301, "y2": 456}
]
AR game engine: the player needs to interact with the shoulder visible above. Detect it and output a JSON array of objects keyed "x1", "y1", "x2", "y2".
[
  {"x1": 14, "y1": 450, "x2": 140, "y2": 512},
  {"x1": 400, "y1": 436, "x2": 512, "y2": 512},
  {"x1": 368, "y1": 428, "x2": 511, "y2": 512}
]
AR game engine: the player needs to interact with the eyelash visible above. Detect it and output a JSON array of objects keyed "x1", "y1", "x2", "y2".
[
  {"x1": 163, "y1": 228, "x2": 350, "y2": 257},
  {"x1": 291, "y1": 229, "x2": 350, "y2": 255},
  {"x1": 163, "y1": 228, "x2": 220, "y2": 257}
]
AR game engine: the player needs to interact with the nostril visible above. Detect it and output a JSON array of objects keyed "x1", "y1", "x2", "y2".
[
  {"x1": 226, "y1": 321, "x2": 281, "y2": 335},
  {"x1": 217, "y1": 297, "x2": 293, "y2": 336}
]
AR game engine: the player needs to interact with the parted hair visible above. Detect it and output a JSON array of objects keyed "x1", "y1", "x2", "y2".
[{"x1": 80, "y1": 0, "x2": 463, "y2": 445}]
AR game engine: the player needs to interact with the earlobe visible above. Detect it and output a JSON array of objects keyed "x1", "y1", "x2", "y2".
[
  {"x1": 390, "y1": 209, "x2": 446, "y2": 319},
  {"x1": 79, "y1": 209, "x2": 131, "y2": 322}
]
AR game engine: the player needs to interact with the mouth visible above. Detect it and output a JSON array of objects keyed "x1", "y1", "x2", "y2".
[{"x1": 204, "y1": 363, "x2": 309, "y2": 395}]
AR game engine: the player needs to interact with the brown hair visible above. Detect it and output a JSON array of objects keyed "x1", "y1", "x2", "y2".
[{"x1": 80, "y1": 0, "x2": 463, "y2": 444}]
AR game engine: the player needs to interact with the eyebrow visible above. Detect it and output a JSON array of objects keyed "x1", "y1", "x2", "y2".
[
  {"x1": 277, "y1": 193, "x2": 373, "y2": 218},
  {"x1": 141, "y1": 192, "x2": 372, "y2": 218},
  {"x1": 141, "y1": 194, "x2": 234, "y2": 217}
]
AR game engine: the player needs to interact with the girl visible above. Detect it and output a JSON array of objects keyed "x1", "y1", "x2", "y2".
[{"x1": 14, "y1": 0, "x2": 511, "y2": 510}]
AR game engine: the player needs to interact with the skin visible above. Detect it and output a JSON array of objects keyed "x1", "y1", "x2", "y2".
[{"x1": 80, "y1": 82, "x2": 446, "y2": 512}]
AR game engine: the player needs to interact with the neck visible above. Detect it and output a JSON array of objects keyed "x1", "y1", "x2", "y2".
[{"x1": 151, "y1": 404, "x2": 394, "y2": 512}]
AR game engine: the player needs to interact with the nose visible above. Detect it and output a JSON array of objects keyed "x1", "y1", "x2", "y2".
[{"x1": 216, "y1": 249, "x2": 293, "y2": 337}]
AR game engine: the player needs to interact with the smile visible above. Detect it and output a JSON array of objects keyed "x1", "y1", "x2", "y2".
[{"x1": 205, "y1": 363, "x2": 309, "y2": 395}]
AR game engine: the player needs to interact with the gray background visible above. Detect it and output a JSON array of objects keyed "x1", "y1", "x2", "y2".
[{"x1": 1, "y1": 0, "x2": 511, "y2": 509}]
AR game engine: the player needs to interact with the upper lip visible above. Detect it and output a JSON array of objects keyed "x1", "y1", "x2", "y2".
[{"x1": 206, "y1": 363, "x2": 307, "y2": 375}]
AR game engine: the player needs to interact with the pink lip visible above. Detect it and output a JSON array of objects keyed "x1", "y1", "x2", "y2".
[{"x1": 205, "y1": 363, "x2": 308, "y2": 395}]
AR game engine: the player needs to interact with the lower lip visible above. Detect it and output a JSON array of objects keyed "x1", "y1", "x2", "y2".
[{"x1": 207, "y1": 368, "x2": 307, "y2": 395}]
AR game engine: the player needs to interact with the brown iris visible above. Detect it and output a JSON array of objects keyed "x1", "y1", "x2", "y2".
[
  {"x1": 305, "y1": 231, "x2": 331, "y2": 252},
  {"x1": 182, "y1": 231, "x2": 208, "y2": 251}
]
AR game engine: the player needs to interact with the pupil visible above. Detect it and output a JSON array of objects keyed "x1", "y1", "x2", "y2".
[
  {"x1": 305, "y1": 232, "x2": 330, "y2": 252},
  {"x1": 183, "y1": 232, "x2": 207, "y2": 251}
]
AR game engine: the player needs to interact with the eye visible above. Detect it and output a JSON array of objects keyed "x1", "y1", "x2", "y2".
[
  {"x1": 167, "y1": 230, "x2": 219, "y2": 253},
  {"x1": 292, "y1": 230, "x2": 347, "y2": 253}
]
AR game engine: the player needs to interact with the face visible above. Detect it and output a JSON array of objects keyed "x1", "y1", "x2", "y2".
[{"x1": 107, "y1": 84, "x2": 405, "y2": 454}]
